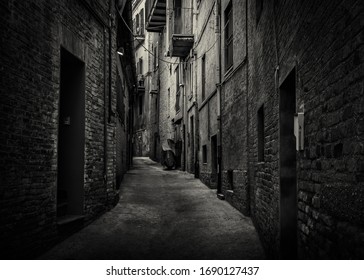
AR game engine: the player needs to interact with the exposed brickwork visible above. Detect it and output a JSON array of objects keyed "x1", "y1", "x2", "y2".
[
  {"x1": 220, "y1": 0, "x2": 250, "y2": 215},
  {"x1": 146, "y1": 0, "x2": 364, "y2": 259},
  {"x1": 0, "y1": 0, "x2": 134, "y2": 258},
  {"x1": 195, "y1": 0, "x2": 219, "y2": 186},
  {"x1": 247, "y1": 0, "x2": 364, "y2": 258}
]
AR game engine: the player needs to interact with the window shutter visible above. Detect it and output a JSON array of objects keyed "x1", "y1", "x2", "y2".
[{"x1": 140, "y1": 9, "x2": 144, "y2": 35}]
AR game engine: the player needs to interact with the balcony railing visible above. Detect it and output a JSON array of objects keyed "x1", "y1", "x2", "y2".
[
  {"x1": 169, "y1": 6, "x2": 194, "y2": 57},
  {"x1": 145, "y1": 0, "x2": 166, "y2": 32}
]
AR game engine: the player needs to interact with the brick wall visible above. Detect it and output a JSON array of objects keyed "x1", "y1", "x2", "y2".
[
  {"x1": 220, "y1": 0, "x2": 250, "y2": 214},
  {"x1": 0, "y1": 0, "x2": 131, "y2": 258},
  {"x1": 247, "y1": 0, "x2": 364, "y2": 258},
  {"x1": 194, "y1": 0, "x2": 219, "y2": 187}
]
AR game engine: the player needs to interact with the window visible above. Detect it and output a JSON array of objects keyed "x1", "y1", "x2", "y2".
[
  {"x1": 201, "y1": 54, "x2": 206, "y2": 101},
  {"x1": 258, "y1": 105, "x2": 265, "y2": 162},
  {"x1": 140, "y1": 9, "x2": 144, "y2": 35},
  {"x1": 176, "y1": 65, "x2": 180, "y2": 93},
  {"x1": 134, "y1": 9, "x2": 145, "y2": 35},
  {"x1": 202, "y1": 145, "x2": 207, "y2": 164},
  {"x1": 224, "y1": 1, "x2": 233, "y2": 71},
  {"x1": 153, "y1": 44, "x2": 158, "y2": 70},
  {"x1": 136, "y1": 13, "x2": 140, "y2": 34},
  {"x1": 138, "y1": 57, "x2": 143, "y2": 75},
  {"x1": 174, "y1": 0, "x2": 182, "y2": 33}
]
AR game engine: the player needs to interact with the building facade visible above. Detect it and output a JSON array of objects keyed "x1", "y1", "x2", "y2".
[
  {"x1": 244, "y1": 0, "x2": 364, "y2": 259},
  {"x1": 132, "y1": 0, "x2": 161, "y2": 158},
  {"x1": 0, "y1": 0, "x2": 136, "y2": 258},
  {"x1": 146, "y1": 0, "x2": 364, "y2": 259}
]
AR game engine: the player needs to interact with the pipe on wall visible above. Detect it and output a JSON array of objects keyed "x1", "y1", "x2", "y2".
[{"x1": 216, "y1": 0, "x2": 223, "y2": 195}]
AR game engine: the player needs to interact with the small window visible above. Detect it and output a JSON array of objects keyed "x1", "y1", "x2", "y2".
[
  {"x1": 201, "y1": 54, "x2": 206, "y2": 101},
  {"x1": 258, "y1": 105, "x2": 265, "y2": 161},
  {"x1": 202, "y1": 145, "x2": 207, "y2": 164},
  {"x1": 153, "y1": 44, "x2": 159, "y2": 70},
  {"x1": 224, "y1": 1, "x2": 233, "y2": 71},
  {"x1": 136, "y1": 14, "x2": 140, "y2": 33},
  {"x1": 176, "y1": 65, "x2": 180, "y2": 93},
  {"x1": 140, "y1": 9, "x2": 144, "y2": 35}
]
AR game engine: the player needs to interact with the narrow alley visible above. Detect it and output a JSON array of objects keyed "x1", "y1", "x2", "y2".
[
  {"x1": 41, "y1": 158, "x2": 265, "y2": 260},
  {"x1": 1, "y1": 0, "x2": 364, "y2": 261}
]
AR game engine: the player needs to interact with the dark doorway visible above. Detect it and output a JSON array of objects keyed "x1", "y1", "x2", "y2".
[
  {"x1": 279, "y1": 69, "x2": 297, "y2": 259},
  {"x1": 211, "y1": 134, "x2": 218, "y2": 188},
  {"x1": 57, "y1": 48, "x2": 85, "y2": 219}
]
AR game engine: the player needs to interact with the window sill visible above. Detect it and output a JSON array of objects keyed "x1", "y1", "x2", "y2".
[{"x1": 222, "y1": 57, "x2": 247, "y2": 84}]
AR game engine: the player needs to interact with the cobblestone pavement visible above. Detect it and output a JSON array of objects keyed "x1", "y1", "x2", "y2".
[{"x1": 41, "y1": 157, "x2": 265, "y2": 259}]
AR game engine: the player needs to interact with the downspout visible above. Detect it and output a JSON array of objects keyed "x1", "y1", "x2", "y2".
[
  {"x1": 183, "y1": 64, "x2": 187, "y2": 171},
  {"x1": 216, "y1": 0, "x2": 223, "y2": 197},
  {"x1": 194, "y1": 49, "x2": 199, "y2": 178}
]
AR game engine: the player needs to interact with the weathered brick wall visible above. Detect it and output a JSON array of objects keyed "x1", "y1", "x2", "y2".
[
  {"x1": 0, "y1": 0, "x2": 123, "y2": 258},
  {"x1": 246, "y1": 0, "x2": 280, "y2": 258},
  {"x1": 220, "y1": 0, "x2": 250, "y2": 214},
  {"x1": 247, "y1": 0, "x2": 364, "y2": 258},
  {"x1": 195, "y1": 0, "x2": 219, "y2": 187}
]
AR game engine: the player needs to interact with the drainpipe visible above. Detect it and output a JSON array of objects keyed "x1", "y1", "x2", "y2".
[
  {"x1": 194, "y1": 48, "x2": 199, "y2": 178},
  {"x1": 216, "y1": 0, "x2": 223, "y2": 197}
]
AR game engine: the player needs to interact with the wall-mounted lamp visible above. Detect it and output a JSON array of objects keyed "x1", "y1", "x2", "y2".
[{"x1": 117, "y1": 47, "x2": 124, "y2": 56}]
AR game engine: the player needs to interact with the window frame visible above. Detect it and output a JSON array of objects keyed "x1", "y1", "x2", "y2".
[
  {"x1": 201, "y1": 53, "x2": 206, "y2": 101},
  {"x1": 202, "y1": 144, "x2": 207, "y2": 164},
  {"x1": 224, "y1": 1, "x2": 233, "y2": 72}
]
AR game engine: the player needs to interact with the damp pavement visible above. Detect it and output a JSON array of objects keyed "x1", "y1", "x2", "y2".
[{"x1": 41, "y1": 157, "x2": 265, "y2": 260}]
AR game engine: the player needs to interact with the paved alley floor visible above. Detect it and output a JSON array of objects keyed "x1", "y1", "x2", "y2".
[{"x1": 41, "y1": 157, "x2": 265, "y2": 260}]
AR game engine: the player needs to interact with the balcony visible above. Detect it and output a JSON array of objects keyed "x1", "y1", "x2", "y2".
[
  {"x1": 145, "y1": 0, "x2": 166, "y2": 33},
  {"x1": 169, "y1": 5, "x2": 194, "y2": 57}
]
